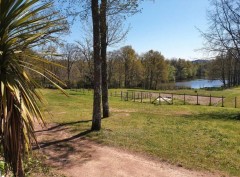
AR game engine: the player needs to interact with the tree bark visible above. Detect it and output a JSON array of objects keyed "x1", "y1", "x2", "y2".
[
  {"x1": 67, "y1": 56, "x2": 71, "y2": 88},
  {"x1": 100, "y1": 0, "x2": 109, "y2": 118},
  {"x1": 91, "y1": 0, "x2": 101, "y2": 131}
]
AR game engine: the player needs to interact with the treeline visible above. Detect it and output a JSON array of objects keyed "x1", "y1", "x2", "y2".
[
  {"x1": 32, "y1": 45, "x2": 207, "y2": 90},
  {"x1": 202, "y1": 0, "x2": 240, "y2": 88},
  {"x1": 208, "y1": 50, "x2": 240, "y2": 87}
]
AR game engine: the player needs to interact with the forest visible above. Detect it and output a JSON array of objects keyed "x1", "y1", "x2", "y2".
[{"x1": 31, "y1": 45, "x2": 208, "y2": 90}]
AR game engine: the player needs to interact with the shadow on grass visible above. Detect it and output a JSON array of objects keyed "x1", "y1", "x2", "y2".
[
  {"x1": 184, "y1": 111, "x2": 240, "y2": 121},
  {"x1": 34, "y1": 120, "x2": 92, "y2": 133},
  {"x1": 33, "y1": 119, "x2": 94, "y2": 151},
  {"x1": 32, "y1": 120, "x2": 96, "y2": 168},
  {"x1": 68, "y1": 92, "x2": 86, "y2": 96},
  {"x1": 33, "y1": 129, "x2": 92, "y2": 150}
]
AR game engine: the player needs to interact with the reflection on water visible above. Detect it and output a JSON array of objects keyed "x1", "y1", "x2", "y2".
[{"x1": 175, "y1": 79, "x2": 223, "y2": 89}]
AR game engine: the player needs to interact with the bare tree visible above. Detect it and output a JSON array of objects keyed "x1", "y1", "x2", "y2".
[
  {"x1": 76, "y1": 39, "x2": 94, "y2": 88},
  {"x1": 61, "y1": 43, "x2": 79, "y2": 88},
  {"x1": 201, "y1": 0, "x2": 240, "y2": 86},
  {"x1": 52, "y1": 0, "x2": 147, "y2": 129}
]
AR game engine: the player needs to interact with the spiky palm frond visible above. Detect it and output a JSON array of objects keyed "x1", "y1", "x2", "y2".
[{"x1": 0, "y1": 0, "x2": 66, "y2": 176}]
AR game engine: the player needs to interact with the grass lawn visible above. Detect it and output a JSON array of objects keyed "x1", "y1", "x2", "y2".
[{"x1": 40, "y1": 88, "x2": 240, "y2": 176}]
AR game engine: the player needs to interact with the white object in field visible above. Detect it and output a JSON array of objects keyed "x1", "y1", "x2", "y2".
[{"x1": 156, "y1": 97, "x2": 172, "y2": 102}]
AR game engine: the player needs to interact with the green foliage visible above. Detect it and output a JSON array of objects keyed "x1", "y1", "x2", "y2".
[
  {"x1": 0, "y1": 160, "x2": 5, "y2": 175},
  {"x1": 0, "y1": 0, "x2": 66, "y2": 175},
  {"x1": 170, "y1": 58, "x2": 200, "y2": 81},
  {"x1": 42, "y1": 44, "x2": 208, "y2": 90},
  {"x1": 142, "y1": 50, "x2": 168, "y2": 89}
]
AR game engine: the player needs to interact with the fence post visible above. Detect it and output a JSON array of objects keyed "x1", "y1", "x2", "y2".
[
  {"x1": 197, "y1": 93, "x2": 199, "y2": 105},
  {"x1": 222, "y1": 96, "x2": 224, "y2": 107},
  {"x1": 159, "y1": 92, "x2": 161, "y2": 104},
  {"x1": 150, "y1": 93, "x2": 151, "y2": 103},
  {"x1": 172, "y1": 93, "x2": 174, "y2": 105},
  {"x1": 126, "y1": 92, "x2": 128, "y2": 101},
  {"x1": 209, "y1": 94, "x2": 212, "y2": 106},
  {"x1": 121, "y1": 91, "x2": 122, "y2": 100},
  {"x1": 235, "y1": 97, "x2": 237, "y2": 108},
  {"x1": 134, "y1": 92, "x2": 136, "y2": 102},
  {"x1": 183, "y1": 93, "x2": 186, "y2": 104},
  {"x1": 141, "y1": 92, "x2": 143, "y2": 103}
]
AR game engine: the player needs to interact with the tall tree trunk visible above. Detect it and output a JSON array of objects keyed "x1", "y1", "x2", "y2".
[
  {"x1": 100, "y1": 0, "x2": 109, "y2": 118},
  {"x1": 221, "y1": 57, "x2": 226, "y2": 87},
  {"x1": 17, "y1": 119, "x2": 24, "y2": 177},
  {"x1": 67, "y1": 57, "x2": 71, "y2": 88},
  {"x1": 124, "y1": 61, "x2": 127, "y2": 88},
  {"x1": 91, "y1": 0, "x2": 101, "y2": 131}
]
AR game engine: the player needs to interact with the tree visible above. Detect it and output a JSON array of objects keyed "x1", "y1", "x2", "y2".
[
  {"x1": 61, "y1": 43, "x2": 79, "y2": 88},
  {"x1": 207, "y1": 54, "x2": 227, "y2": 87},
  {"x1": 100, "y1": 0, "x2": 109, "y2": 117},
  {"x1": 142, "y1": 50, "x2": 168, "y2": 89},
  {"x1": 201, "y1": 0, "x2": 240, "y2": 86},
  {"x1": 53, "y1": 0, "x2": 144, "y2": 121},
  {"x1": 91, "y1": 0, "x2": 102, "y2": 130},
  {"x1": 167, "y1": 63, "x2": 176, "y2": 82},
  {"x1": 90, "y1": 0, "x2": 144, "y2": 126},
  {"x1": 107, "y1": 50, "x2": 125, "y2": 88},
  {"x1": 76, "y1": 39, "x2": 94, "y2": 88},
  {"x1": 100, "y1": 0, "x2": 143, "y2": 117},
  {"x1": 0, "y1": 0, "x2": 66, "y2": 176},
  {"x1": 119, "y1": 46, "x2": 138, "y2": 88},
  {"x1": 169, "y1": 59, "x2": 197, "y2": 81},
  {"x1": 207, "y1": 50, "x2": 240, "y2": 87},
  {"x1": 41, "y1": 45, "x2": 62, "y2": 87}
]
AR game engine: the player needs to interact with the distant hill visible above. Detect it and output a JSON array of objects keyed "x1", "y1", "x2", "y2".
[{"x1": 191, "y1": 59, "x2": 210, "y2": 64}]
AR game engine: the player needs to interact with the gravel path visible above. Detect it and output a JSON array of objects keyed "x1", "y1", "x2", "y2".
[{"x1": 34, "y1": 123, "x2": 221, "y2": 177}]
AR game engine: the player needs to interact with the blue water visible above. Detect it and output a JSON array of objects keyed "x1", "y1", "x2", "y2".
[{"x1": 175, "y1": 79, "x2": 224, "y2": 89}]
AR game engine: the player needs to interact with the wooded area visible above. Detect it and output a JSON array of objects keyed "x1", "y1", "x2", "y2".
[
  {"x1": 31, "y1": 45, "x2": 208, "y2": 90},
  {"x1": 202, "y1": 0, "x2": 240, "y2": 87}
]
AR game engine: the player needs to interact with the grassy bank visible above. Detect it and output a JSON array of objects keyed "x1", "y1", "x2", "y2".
[{"x1": 40, "y1": 89, "x2": 240, "y2": 176}]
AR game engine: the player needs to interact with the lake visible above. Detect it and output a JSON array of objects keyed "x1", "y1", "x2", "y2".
[{"x1": 175, "y1": 79, "x2": 224, "y2": 89}]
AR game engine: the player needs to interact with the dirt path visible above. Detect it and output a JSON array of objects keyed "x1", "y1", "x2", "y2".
[{"x1": 34, "y1": 123, "x2": 220, "y2": 177}]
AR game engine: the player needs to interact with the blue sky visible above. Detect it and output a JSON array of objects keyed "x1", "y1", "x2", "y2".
[
  {"x1": 122, "y1": 0, "x2": 211, "y2": 60},
  {"x1": 67, "y1": 0, "x2": 211, "y2": 60}
]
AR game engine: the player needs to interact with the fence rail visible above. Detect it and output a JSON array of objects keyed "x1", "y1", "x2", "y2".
[
  {"x1": 110, "y1": 90, "x2": 238, "y2": 108},
  {"x1": 69, "y1": 89, "x2": 239, "y2": 108}
]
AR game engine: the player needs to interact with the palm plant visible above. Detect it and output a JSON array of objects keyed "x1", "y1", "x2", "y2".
[{"x1": 0, "y1": 0, "x2": 66, "y2": 176}]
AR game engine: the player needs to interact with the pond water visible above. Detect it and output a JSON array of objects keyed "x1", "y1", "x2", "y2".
[{"x1": 175, "y1": 79, "x2": 224, "y2": 89}]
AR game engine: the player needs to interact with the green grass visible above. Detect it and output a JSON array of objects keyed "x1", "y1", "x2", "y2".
[{"x1": 40, "y1": 88, "x2": 240, "y2": 176}]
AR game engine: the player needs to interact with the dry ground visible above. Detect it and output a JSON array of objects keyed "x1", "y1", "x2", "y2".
[{"x1": 33, "y1": 123, "x2": 222, "y2": 177}]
